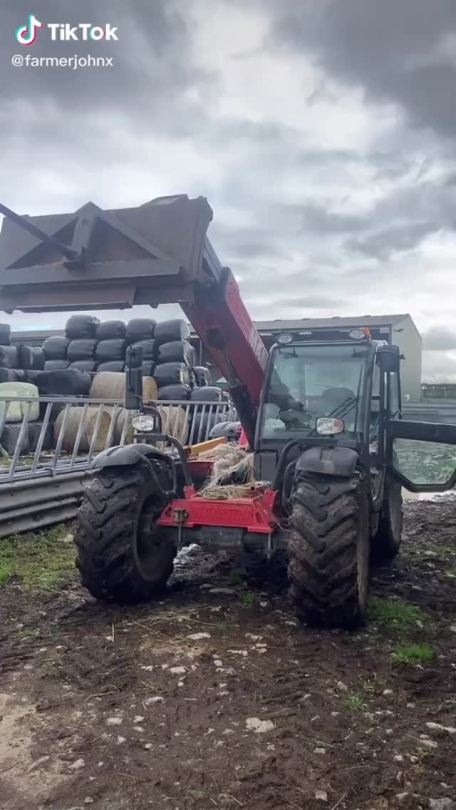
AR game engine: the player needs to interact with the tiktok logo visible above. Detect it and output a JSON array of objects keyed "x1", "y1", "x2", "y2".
[{"x1": 16, "y1": 14, "x2": 43, "y2": 46}]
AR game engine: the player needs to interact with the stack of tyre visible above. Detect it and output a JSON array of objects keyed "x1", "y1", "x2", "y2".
[
  {"x1": 0, "y1": 324, "x2": 16, "y2": 379},
  {"x1": 0, "y1": 323, "x2": 44, "y2": 453},
  {"x1": 150, "y1": 319, "x2": 223, "y2": 441},
  {"x1": 95, "y1": 319, "x2": 129, "y2": 372},
  {"x1": 0, "y1": 372, "x2": 92, "y2": 457},
  {"x1": 0, "y1": 324, "x2": 46, "y2": 381},
  {"x1": 0, "y1": 314, "x2": 224, "y2": 454},
  {"x1": 152, "y1": 319, "x2": 195, "y2": 400},
  {"x1": 41, "y1": 315, "x2": 98, "y2": 372},
  {"x1": 125, "y1": 317, "x2": 157, "y2": 378}
]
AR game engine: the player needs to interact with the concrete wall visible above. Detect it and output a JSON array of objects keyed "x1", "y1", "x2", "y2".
[{"x1": 393, "y1": 316, "x2": 422, "y2": 401}]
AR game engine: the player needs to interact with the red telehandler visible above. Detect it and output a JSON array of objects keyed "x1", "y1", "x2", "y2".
[{"x1": 1, "y1": 194, "x2": 455, "y2": 628}]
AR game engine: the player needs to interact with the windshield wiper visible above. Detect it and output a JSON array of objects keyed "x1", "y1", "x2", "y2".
[{"x1": 306, "y1": 394, "x2": 358, "y2": 437}]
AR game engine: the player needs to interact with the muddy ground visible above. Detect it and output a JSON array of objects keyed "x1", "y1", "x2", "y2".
[{"x1": 1, "y1": 500, "x2": 456, "y2": 810}]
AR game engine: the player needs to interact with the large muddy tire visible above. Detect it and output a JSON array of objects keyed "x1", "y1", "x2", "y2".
[
  {"x1": 372, "y1": 474, "x2": 403, "y2": 561},
  {"x1": 75, "y1": 461, "x2": 176, "y2": 603},
  {"x1": 288, "y1": 474, "x2": 370, "y2": 629}
]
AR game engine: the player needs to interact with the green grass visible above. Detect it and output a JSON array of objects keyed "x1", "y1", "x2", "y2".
[
  {"x1": 0, "y1": 525, "x2": 76, "y2": 590},
  {"x1": 345, "y1": 693, "x2": 366, "y2": 712},
  {"x1": 392, "y1": 643, "x2": 436, "y2": 665},
  {"x1": 368, "y1": 597, "x2": 429, "y2": 630},
  {"x1": 240, "y1": 591, "x2": 257, "y2": 608}
]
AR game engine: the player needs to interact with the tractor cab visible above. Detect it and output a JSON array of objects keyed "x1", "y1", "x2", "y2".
[{"x1": 254, "y1": 330, "x2": 392, "y2": 479}]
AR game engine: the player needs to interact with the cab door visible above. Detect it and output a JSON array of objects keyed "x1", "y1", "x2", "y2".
[
  {"x1": 387, "y1": 419, "x2": 456, "y2": 492},
  {"x1": 376, "y1": 345, "x2": 456, "y2": 493}
]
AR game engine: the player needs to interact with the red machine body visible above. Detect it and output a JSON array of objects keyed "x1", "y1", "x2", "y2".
[{"x1": 159, "y1": 483, "x2": 277, "y2": 535}]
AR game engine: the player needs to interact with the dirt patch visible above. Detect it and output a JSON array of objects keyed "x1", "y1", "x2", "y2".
[
  {"x1": 0, "y1": 692, "x2": 67, "y2": 809},
  {"x1": 0, "y1": 500, "x2": 456, "y2": 809}
]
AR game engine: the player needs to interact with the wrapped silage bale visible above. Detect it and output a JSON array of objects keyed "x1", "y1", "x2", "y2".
[{"x1": 0, "y1": 381, "x2": 40, "y2": 422}]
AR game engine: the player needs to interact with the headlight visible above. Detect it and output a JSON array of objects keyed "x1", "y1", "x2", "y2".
[
  {"x1": 132, "y1": 414, "x2": 157, "y2": 432},
  {"x1": 316, "y1": 417, "x2": 345, "y2": 435},
  {"x1": 277, "y1": 332, "x2": 293, "y2": 345}
]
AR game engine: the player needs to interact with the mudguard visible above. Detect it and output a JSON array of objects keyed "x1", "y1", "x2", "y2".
[
  {"x1": 92, "y1": 443, "x2": 171, "y2": 471},
  {"x1": 295, "y1": 446, "x2": 358, "y2": 478}
]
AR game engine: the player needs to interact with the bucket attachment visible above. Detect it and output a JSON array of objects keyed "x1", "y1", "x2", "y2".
[{"x1": 0, "y1": 195, "x2": 218, "y2": 312}]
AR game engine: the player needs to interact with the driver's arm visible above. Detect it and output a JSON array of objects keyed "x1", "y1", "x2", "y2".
[{"x1": 269, "y1": 389, "x2": 303, "y2": 412}]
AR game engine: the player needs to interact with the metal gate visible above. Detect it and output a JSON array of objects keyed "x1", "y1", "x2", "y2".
[{"x1": 0, "y1": 395, "x2": 235, "y2": 535}]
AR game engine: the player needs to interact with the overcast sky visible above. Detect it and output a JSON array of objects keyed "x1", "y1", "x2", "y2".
[{"x1": 1, "y1": 0, "x2": 456, "y2": 381}]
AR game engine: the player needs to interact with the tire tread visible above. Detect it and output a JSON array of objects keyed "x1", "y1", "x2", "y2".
[
  {"x1": 74, "y1": 465, "x2": 174, "y2": 603},
  {"x1": 288, "y1": 474, "x2": 368, "y2": 628}
]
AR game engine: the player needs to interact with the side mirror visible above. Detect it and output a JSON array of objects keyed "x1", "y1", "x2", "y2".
[
  {"x1": 125, "y1": 345, "x2": 143, "y2": 410},
  {"x1": 376, "y1": 345, "x2": 400, "y2": 373}
]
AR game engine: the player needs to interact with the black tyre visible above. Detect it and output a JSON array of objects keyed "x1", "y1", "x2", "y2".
[
  {"x1": 372, "y1": 474, "x2": 403, "y2": 561},
  {"x1": 0, "y1": 345, "x2": 18, "y2": 368},
  {"x1": 43, "y1": 360, "x2": 70, "y2": 371},
  {"x1": 34, "y1": 369, "x2": 91, "y2": 396},
  {"x1": 96, "y1": 320, "x2": 126, "y2": 340},
  {"x1": 190, "y1": 386, "x2": 222, "y2": 402},
  {"x1": 0, "y1": 368, "x2": 19, "y2": 382},
  {"x1": 42, "y1": 336, "x2": 69, "y2": 360},
  {"x1": 209, "y1": 421, "x2": 242, "y2": 440},
  {"x1": 69, "y1": 360, "x2": 97, "y2": 372},
  {"x1": 97, "y1": 361, "x2": 126, "y2": 373},
  {"x1": 126, "y1": 318, "x2": 156, "y2": 342},
  {"x1": 67, "y1": 339, "x2": 97, "y2": 361},
  {"x1": 154, "y1": 362, "x2": 191, "y2": 387},
  {"x1": 18, "y1": 345, "x2": 45, "y2": 370},
  {"x1": 141, "y1": 361, "x2": 156, "y2": 378},
  {"x1": 66, "y1": 314, "x2": 100, "y2": 340},
  {"x1": 95, "y1": 339, "x2": 127, "y2": 362},
  {"x1": 129, "y1": 339, "x2": 156, "y2": 360},
  {"x1": 154, "y1": 319, "x2": 190, "y2": 344},
  {"x1": 288, "y1": 474, "x2": 370, "y2": 629},
  {"x1": 158, "y1": 384, "x2": 192, "y2": 400},
  {"x1": 75, "y1": 461, "x2": 176, "y2": 603},
  {"x1": 157, "y1": 340, "x2": 196, "y2": 367}
]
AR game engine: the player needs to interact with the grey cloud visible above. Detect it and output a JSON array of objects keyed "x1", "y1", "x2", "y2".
[
  {"x1": 346, "y1": 221, "x2": 440, "y2": 260},
  {"x1": 224, "y1": 238, "x2": 290, "y2": 260},
  {"x1": 265, "y1": 0, "x2": 456, "y2": 140},
  {"x1": 1, "y1": 0, "x2": 214, "y2": 129},
  {"x1": 299, "y1": 204, "x2": 367, "y2": 235},
  {"x1": 422, "y1": 350, "x2": 456, "y2": 382},
  {"x1": 265, "y1": 294, "x2": 348, "y2": 309},
  {"x1": 423, "y1": 326, "x2": 456, "y2": 350},
  {"x1": 288, "y1": 173, "x2": 456, "y2": 260},
  {"x1": 210, "y1": 222, "x2": 292, "y2": 262}
]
